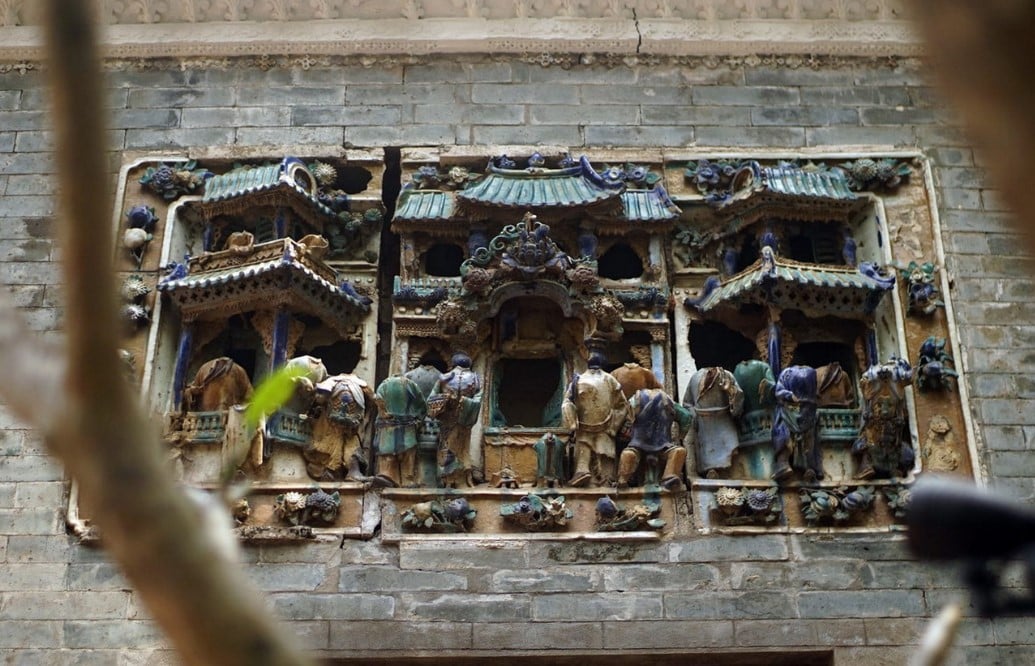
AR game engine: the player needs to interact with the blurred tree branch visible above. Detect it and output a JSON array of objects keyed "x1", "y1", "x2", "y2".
[{"x1": 0, "y1": 1, "x2": 317, "y2": 664}]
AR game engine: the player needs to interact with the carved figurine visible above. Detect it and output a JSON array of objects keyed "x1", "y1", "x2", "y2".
[
  {"x1": 618, "y1": 388, "x2": 691, "y2": 491},
  {"x1": 733, "y1": 359, "x2": 776, "y2": 414},
  {"x1": 500, "y1": 494, "x2": 571, "y2": 531},
  {"x1": 683, "y1": 367, "x2": 745, "y2": 478},
  {"x1": 372, "y1": 375, "x2": 428, "y2": 487},
  {"x1": 772, "y1": 365, "x2": 823, "y2": 483},
  {"x1": 916, "y1": 336, "x2": 958, "y2": 392},
  {"x1": 610, "y1": 361, "x2": 663, "y2": 399},
  {"x1": 400, "y1": 498, "x2": 476, "y2": 533},
  {"x1": 595, "y1": 496, "x2": 665, "y2": 532},
  {"x1": 304, "y1": 373, "x2": 374, "y2": 482},
  {"x1": 183, "y1": 357, "x2": 253, "y2": 412},
  {"x1": 533, "y1": 432, "x2": 567, "y2": 488},
  {"x1": 923, "y1": 415, "x2": 960, "y2": 473},
  {"x1": 499, "y1": 213, "x2": 571, "y2": 281},
  {"x1": 853, "y1": 358, "x2": 915, "y2": 479},
  {"x1": 426, "y1": 352, "x2": 482, "y2": 487},
  {"x1": 816, "y1": 362, "x2": 856, "y2": 408},
  {"x1": 123, "y1": 205, "x2": 158, "y2": 267},
  {"x1": 799, "y1": 486, "x2": 874, "y2": 526},
  {"x1": 899, "y1": 261, "x2": 943, "y2": 316},
  {"x1": 273, "y1": 489, "x2": 341, "y2": 526},
  {"x1": 562, "y1": 352, "x2": 631, "y2": 487},
  {"x1": 182, "y1": 356, "x2": 260, "y2": 472},
  {"x1": 282, "y1": 355, "x2": 329, "y2": 415}
]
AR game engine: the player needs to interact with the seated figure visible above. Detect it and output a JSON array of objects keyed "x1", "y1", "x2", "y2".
[{"x1": 618, "y1": 388, "x2": 691, "y2": 491}]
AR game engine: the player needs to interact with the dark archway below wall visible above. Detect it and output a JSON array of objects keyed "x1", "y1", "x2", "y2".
[{"x1": 325, "y1": 649, "x2": 834, "y2": 666}]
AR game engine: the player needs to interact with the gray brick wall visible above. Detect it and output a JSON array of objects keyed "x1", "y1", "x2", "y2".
[{"x1": 0, "y1": 56, "x2": 1027, "y2": 664}]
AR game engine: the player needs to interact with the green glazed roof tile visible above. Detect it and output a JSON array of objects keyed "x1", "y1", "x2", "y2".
[
  {"x1": 456, "y1": 156, "x2": 623, "y2": 209},
  {"x1": 394, "y1": 190, "x2": 456, "y2": 221}
]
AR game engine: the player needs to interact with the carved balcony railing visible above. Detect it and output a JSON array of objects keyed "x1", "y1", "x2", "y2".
[{"x1": 739, "y1": 408, "x2": 861, "y2": 446}]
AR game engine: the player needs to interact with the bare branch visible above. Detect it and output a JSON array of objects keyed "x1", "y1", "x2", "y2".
[{"x1": 37, "y1": 1, "x2": 313, "y2": 663}]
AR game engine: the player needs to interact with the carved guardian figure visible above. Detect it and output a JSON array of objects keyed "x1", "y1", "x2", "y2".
[{"x1": 854, "y1": 358, "x2": 915, "y2": 479}]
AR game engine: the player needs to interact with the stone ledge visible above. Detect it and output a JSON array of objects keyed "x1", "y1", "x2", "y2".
[{"x1": 0, "y1": 18, "x2": 921, "y2": 63}]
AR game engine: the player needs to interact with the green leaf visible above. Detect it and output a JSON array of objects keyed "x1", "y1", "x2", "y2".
[{"x1": 243, "y1": 364, "x2": 309, "y2": 427}]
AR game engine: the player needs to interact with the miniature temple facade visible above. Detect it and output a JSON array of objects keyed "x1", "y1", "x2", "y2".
[
  {"x1": 390, "y1": 152, "x2": 680, "y2": 487},
  {"x1": 111, "y1": 147, "x2": 971, "y2": 534}
]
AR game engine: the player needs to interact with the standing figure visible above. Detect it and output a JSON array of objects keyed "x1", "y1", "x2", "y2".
[
  {"x1": 282, "y1": 355, "x2": 329, "y2": 415},
  {"x1": 733, "y1": 359, "x2": 775, "y2": 415},
  {"x1": 854, "y1": 358, "x2": 915, "y2": 479},
  {"x1": 372, "y1": 375, "x2": 428, "y2": 487},
  {"x1": 618, "y1": 389, "x2": 691, "y2": 490},
  {"x1": 562, "y1": 352, "x2": 631, "y2": 487},
  {"x1": 533, "y1": 432, "x2": 567, "y2": 487},
  {"x1": 684, "y1": 367, "x2": 745, "y2": 478},
  {"x1": 427, "y1": 352, "x2": 483, "y2": 487},
  {"x1": 305, "y1": 373, "x2": 374, "y2": 482},
  {"x1": 772, "y1": 365, "x2": 823, "y2": 482}
]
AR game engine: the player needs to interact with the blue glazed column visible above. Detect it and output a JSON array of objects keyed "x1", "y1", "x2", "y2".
[
  {"x1": 171, "y1": 323, "x2": 194, "y2": 410},
  {"x1": 865, "y1": 328, "x2": 879, "y2": 366},
  {"x1": 274, "y1": 208, "x2": 287, "y2": 239},
  {"x1": 650, "y1": 327, "x2": 667, "y2": 387},
  {"x1": 270, "y1": 306, "x2": 291, "y2": 371},
  {"x1": 767, "y1": 321, "x2": 782, "y2": 377}
]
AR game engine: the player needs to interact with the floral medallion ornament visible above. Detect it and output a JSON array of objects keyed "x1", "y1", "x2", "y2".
[
  {"x1": 139, "y1": 160, "x2": 212, "y2": 201},
  {"x1": 799, "y1": 486, "x2": 875, "y2": 526},
  {"x1": 837, "y1": 158, "x2": 912, "y2": 191},
  {"x1": 309, "y1": 160, "x2": 349, "y2": 213},
  {"x1": 273, "y1": 489, "x2": 341, "y2": 526},
  {"x1": 600, "y1": 162, "x2": 662, "y2": 188},
  {"x1": 400, "y1": 498, "x2": 477, "y2": 533},
  {"x1": 595, "y1": 496, "x2": 665, "y2": 532},
  {"x1": 119, "y1": 274, "x2": 151, "y2": 330},
  {"x1": 712, "y1": 486, "x2": 782, "y2": 526},
  {"x1": 500, "y1": 493, "x2": 571, "y2": 531}
]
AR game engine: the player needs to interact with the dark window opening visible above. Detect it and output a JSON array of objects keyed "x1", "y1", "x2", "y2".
[
  {"x1": 601, "y1": 330, "x2": 653, "y2": 372},
  {"x1": 425, "y1": 243, "x2": 464, "y2": 277},
  {"x1": 417, "y1": 351, "x2": 447, "y2": 373},
  {"x1": 308, "y1": 341, "x2": 361, "y2": 375},
  {"x1": 787, "y1": 224, "x2": 844, "y2": 265},
  {"x1": 494, "y1": 357, "x2": 562, "y2": 427},
  {"x1": 689, "y1": 320, "x2": 757, "y2": 373},
  {"x1": 598, "y1": 243, "x2": 643, "y2": 280},
  {"x1": 737, "y1": 235, "x2": 759, "y2": 272},
  {"x1": 188, "y1": 315, "x2": 261, "y2": 391},
  {"x1": 339, "y1": 166, "x2": 374, "y2": 194},
  {"x1": 791, "y1": 341, "x2": 855, "y2": 371}
]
